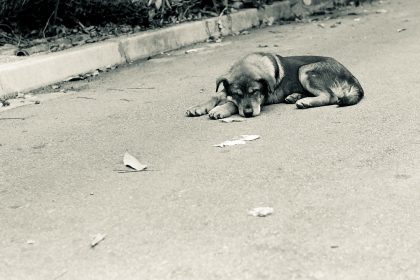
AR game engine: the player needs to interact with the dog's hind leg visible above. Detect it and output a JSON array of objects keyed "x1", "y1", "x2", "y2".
[
  {"x1": 186, "y1": 91, "x2": 227, "y2": 117},
  {"x1": 295, "y1": 62, "x2": 339, "y2": 109}
]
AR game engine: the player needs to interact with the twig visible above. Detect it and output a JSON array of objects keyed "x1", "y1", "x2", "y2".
[
  {"x1": 165, "y1": 0, "x2": 171, "y2": 9},
  {"x1": 0, "y1": 117, "x2": 26, "y2": 121},
  {"x1": 53, "y1": 0, "x2": 60, "y2": 25},
  {"x1": 182, "y1": 5, "x2": 192, "y2": 19},
  {"x1": 42, "y1": 11, "x2": 55, "y2": 38},
  {"x1": 161, "y1": 0, "x2": 166, "y2": 12},
  {"x1": 17, "y1": 34, "x2": 22, "y2": 48},
  {"x1": 219, "y1": 7, "x2": 227, "y2": 18},
  {"x1": 106, "y1": 88, "x2": 124, "y2": 91},
  {"x1": 211, "y1": 0, "x2": 219, "y2": 13}
]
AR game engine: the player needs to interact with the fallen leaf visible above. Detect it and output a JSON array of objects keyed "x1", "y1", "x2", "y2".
[
  {"x1": 213, "y1": 140, "x2": 246, "y2": 148},
  {"x1": 248, "y1": 207, "x2": 274, "y2": 217},
  {"x1": 213, "y1": 134, "x2": 260, "y2": 147},
  {"x1": 66, "y1": 75, "x2": 85, "y2": 82},
  {"x1": 123, "y1": 152, "x2": 147, "y2": 171},
  {"x1": 185, "y1": 48, "x2": 205, "y2": 54},
  {"x1": 264, "y1": 16, "x2": 275, "y2": 26},
  {"x1": 91, "y1": 233, "x2": 106, "y2": 248},
  {"x1": 240, "y1": 135, "x2": 260, "y2": 141},
  {"x1": 220, "y1": 117, "x2": 245, "y2": 123},
  {"x1": 397, "y1": 28, "x2": 406, "y2": 32},
  {"x1": 317, "y1": 23, "x2": 325, "y2": 28},
  {"x1": 376, "y1": 9, "x2": 387, "y2": 14},
  {"x1": 27, "y1": 240, "x2": 35, "y2": 244},
  {"x1": 155, "y1": 0, "x2": 163, "y2": 9}
]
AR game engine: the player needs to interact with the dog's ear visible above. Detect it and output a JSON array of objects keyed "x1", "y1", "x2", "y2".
[
  {"x1": 258, "y1": 78, "x2": 273, "y2": 95},
  {"x1": 216, "y1": 77, "x2": 229, "y2": 92}
]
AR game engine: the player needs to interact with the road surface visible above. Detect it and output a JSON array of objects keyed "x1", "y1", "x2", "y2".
[{"x1": 1, "y1": 0, "x2": 419, "y2": 279}]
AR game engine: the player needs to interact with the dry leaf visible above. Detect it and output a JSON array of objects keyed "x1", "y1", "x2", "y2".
[
  {"x1": 213, "y1": 135, "x2": 260, "y2": 147},
  {"x1": 240, "y1": 135, "x2": 260, "y2": 141},
  {"x1": 123, "y1": 152, "x2": 147, "y2": 171},
  {"x1": 220, "y1": 117, "x2": 245, "y2": 123},
  {"x1": 397, "y1": 28, "x2": 406, "y2": 32},
  {"x1": 213, "y1": 140, "x2": 246, "y2": 148},
  {"x1": 185, "y1": 48, "x2": 203, "y2": 54},
  {"x1": 148, "y1": 0, "x2": 162, "y2": 9},
  {"x1": 248, "y1": 207, "x2": 274, "y2": 217},
  {"x1": 155, "y1": 0, "x2": 162, "y2": 9},
  {"x1": 91, "y1": 233, "x2": 106, "y2": 248}
]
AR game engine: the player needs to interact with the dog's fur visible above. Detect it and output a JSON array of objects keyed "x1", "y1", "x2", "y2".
[{"x1": 186, "y1": 52, "x2": 364, "y2": 119}]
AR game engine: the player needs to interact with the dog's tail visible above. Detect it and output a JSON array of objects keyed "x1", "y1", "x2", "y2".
[{"x1": 333, "y1": 78, "x2": 364, "y2": 107}]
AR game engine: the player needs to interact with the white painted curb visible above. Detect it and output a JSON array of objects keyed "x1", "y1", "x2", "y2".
[{"x1": 0, "y1": 1, "x2": 292, "y2": 99}]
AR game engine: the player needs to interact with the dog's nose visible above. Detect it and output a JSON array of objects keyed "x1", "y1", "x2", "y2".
[{"x1": 243, "y1": 107, "x2": 253, "y2": 118}]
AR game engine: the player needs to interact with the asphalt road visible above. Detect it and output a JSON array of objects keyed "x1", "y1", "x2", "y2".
[{"x1": 1, "y1": 0, "x2": 419, "y2": 279}]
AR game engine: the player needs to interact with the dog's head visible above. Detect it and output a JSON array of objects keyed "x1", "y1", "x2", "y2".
[{"x1": 216, "y1": 53, "x2": 279, "y2": 118}]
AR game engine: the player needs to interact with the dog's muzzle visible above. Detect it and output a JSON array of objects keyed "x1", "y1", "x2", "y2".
[{"x1": 243, "y1": 107, "x2": 254, "y2": 118}]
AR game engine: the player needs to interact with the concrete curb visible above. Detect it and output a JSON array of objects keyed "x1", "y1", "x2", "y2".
[{"x1": 0, "y1": 1, "x2": 293, "y2": 99}]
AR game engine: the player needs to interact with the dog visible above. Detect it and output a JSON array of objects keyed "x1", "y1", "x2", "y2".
[{"x1": 186, "y1": 52, "x2": 364, "y2": 119}]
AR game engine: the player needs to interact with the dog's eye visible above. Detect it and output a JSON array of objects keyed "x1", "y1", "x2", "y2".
[
  {"x1": 232, "y1": 90, "x2": 243, "y2": 96},
  {"x1": 250, "y1": 89, "x2": 260, "y2": 94}
]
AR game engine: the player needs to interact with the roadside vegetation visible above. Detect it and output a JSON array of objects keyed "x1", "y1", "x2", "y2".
[{"x1": 0, "y1": 0, "x2": 371, "y2": 53}]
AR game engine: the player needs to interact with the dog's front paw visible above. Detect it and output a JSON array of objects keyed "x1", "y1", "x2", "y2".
[
  {"x1": 285, "y1": 93, "x2": 304, "y2": 104},
  {"x1": 208, "y1": 105, "x2": 232, "y2": 119},
  {"x1": 186, "y1": 105, "x2": 209, "y2": 117},
  {"x1": 296, "y1": 98, "x2": 311, "y2": 109}
]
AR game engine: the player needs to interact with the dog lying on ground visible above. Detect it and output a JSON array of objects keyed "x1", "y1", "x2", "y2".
[{"x1": 186, "y1": 52, "x2": 364, "y2": 119}]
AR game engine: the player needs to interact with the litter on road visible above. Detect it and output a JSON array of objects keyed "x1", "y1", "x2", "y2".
[
  {"x1": 213, "y1": 135, "x2": 260, "y2": 148},
  {"x1": 219, "y1": 117, "x2": 245, "y2": 123},
  {"x1": 90, "y1": 233, "x2": 106, "y2": 248},
  {"x1": 123, "y1": 152, "x2": 147, "y2": 171},
  {"x1": 248, "y1": 207, "x2": 274, "y2": 217}
]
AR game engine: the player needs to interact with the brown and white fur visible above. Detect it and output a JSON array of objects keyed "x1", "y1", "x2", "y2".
[{"x1": 186, "y1": 52, "x2": 364, "y2": 119}]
